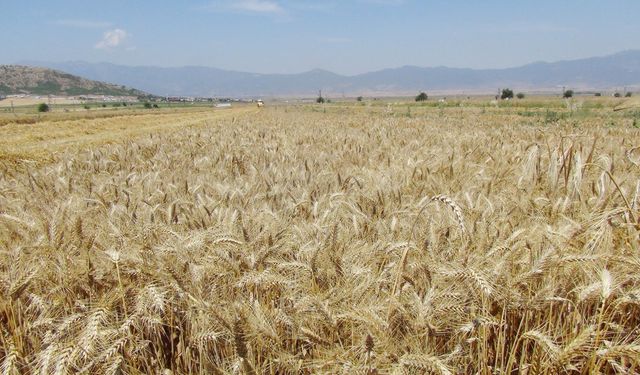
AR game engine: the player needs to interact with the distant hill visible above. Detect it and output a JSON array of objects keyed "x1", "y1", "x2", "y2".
[
  {"x1": 0, "y1": 65, "x2": 147, "y2": 97},
  {"x1": 19, "y1": 50, "x2": 640, "y2": 97}
]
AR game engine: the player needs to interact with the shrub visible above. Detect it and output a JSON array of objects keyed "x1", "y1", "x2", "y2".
[
  {"x1": 563, "y1": 90, "x2": 574, "y2": 98},
  {"x1": 122, "y1": 102, "x2": 128, "y2": 107},
  {"x1": 516, "y1": 92, "x2": 525, "y2": 99},
  {"x1": 415, "y1": 92, "x2": 428, "y2": 102},
  {"x1": 153, "y1": 104, "x2": 159, "y2": 108},
  {"x1": 316, "y1": 96, "x2": 325, "y2": 104},
  {"x1": 625, "y1": 92, "x2": 632, "y2": 97},
  {"x1": 37, "y1": 103, "x2": 49, "y2": 113},
  {"x1": 544, "y1": 110, "x2": 564, "y2": 124},
  {"x1": 614, "y1": 92, "x2": 621, "y2": 98},
  {"x1": 594, "y1": 93, "x2": 601, "y2": 97},
  {"x1": 143, "y1": 102, "x2": 153, "y2": 109},
  {"x1": 84, "y1": 105, "x2": 90, "y2": 110},
  {"x1": 101, "y1": 103, "x2": 107, "y2": 108},
  {"x1": 501, "y1": 89, "x2": 514, "y2": 100},
  {"x1": 517, "y1": 111, "x2": 538, "y2": 117},
  {"x1": 356, "y1": 96, "x2": 363, "y2": 102}
]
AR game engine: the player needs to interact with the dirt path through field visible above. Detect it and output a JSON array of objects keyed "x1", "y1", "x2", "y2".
[{"x1": 0, "y1": 107, "x2": 257, "y2": 164}]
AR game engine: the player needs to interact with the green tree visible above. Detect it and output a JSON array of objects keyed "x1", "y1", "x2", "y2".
[
  {"x1": 501, "y1": 89, "x2": 514, "y2": 100},
  {"x1": 37, "y1": 103, "x2": 49, "y2": 112},
  {"x1": 625, "y1": 92, "x2": 632, "y2": 97},
  {"x1": 356, "y1": 96, "x2": 363, "y2": 102},
  {"x1": 563, "y1": 90, "x2": 574, "y2": 98},
  {"x1": 614, "y1": 92, "x2": 621, "y2": 98},
  {"x1": 316, "y1": 96, "x2": 325, "y2": 104},
  {"x1": 415, "y1": 92, "x2": 428, "y2": 102},
  {"x1": 143, "y1": 102, "x2": 153, "y2": 109},
  {"x1": 516, "y1": 92, "x2": 525, "y2": 99}
]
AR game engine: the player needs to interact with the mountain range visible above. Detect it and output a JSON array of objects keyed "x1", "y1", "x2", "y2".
[{"x1": 17, "y1": 50, "x2": 640, "y2": 97}]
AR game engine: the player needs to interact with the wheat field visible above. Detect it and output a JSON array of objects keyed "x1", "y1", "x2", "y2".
[{"x1": 1, "y1": 102, "x2": 639, "y2": 374}]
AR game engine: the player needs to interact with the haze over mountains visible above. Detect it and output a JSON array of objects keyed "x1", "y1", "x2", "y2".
[{"x1": 19, "y1": 50, "x2": 640, "y2": 97}]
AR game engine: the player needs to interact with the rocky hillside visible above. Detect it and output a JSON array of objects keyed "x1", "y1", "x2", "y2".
[{"x1": 0, "y1": 65, "x2": 147, "y2": 96}]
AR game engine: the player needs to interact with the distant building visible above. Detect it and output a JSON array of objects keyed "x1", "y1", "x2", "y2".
[{"x1": 77, "y1": 95, "x2": 137, "y2": 102}]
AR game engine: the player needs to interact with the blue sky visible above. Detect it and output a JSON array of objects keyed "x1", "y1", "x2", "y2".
[{"x1": 1, "y1": 0, "x2": 639, "y2": 75}]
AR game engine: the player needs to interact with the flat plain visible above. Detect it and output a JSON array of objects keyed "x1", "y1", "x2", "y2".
[{"x1": 1, "y1": 98, "x2": 639, "y2": 374}]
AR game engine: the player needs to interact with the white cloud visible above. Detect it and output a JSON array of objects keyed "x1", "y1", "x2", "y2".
[
  {"x1": 233, "y1": 0, "x2": 283, "y2": 13},
  {"x1": 357, "y1": 0, "x2": 404, "y2": 4},
  {"x1": 95, "y1": 29, "x2": 129, "y2": 49},
  {"x1": 204, "y1": 0, "x2": 285, "y2": 14},
  {"x1": 55, "y1": 19, "x2": 113, "y2": 28},
  {"x1": 288, "y1": 2, "x2": 335, "y2": 12},
  {"x1": 199, "y1": 0, "x2": 400, "y2": 18}
]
